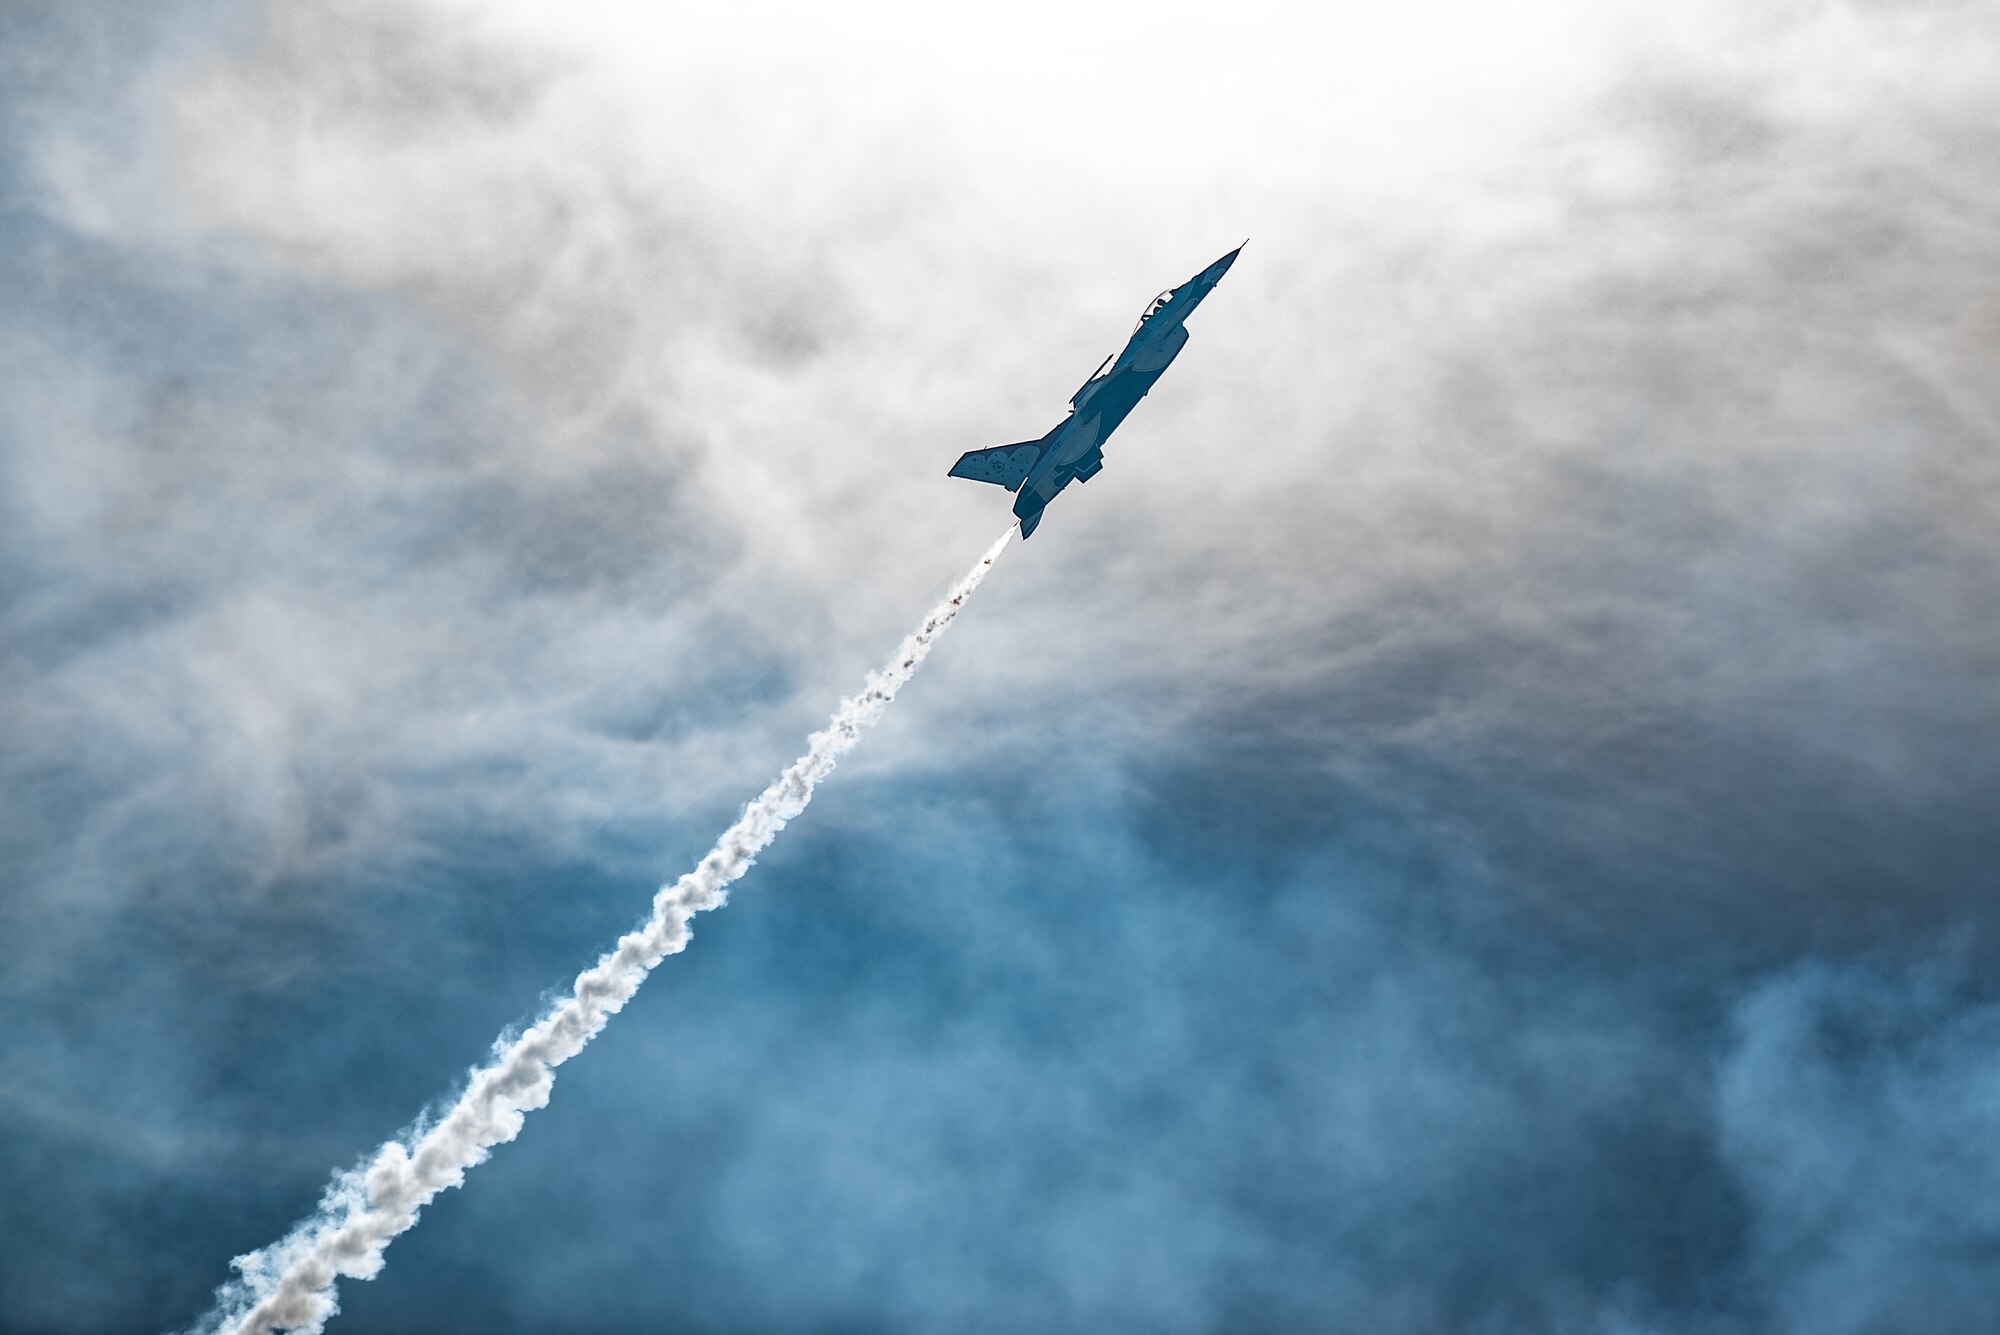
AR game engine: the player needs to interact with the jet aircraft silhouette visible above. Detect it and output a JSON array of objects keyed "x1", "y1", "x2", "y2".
[{"x1": 948, "y1": 244, "x2": 1242, "y2": 538}]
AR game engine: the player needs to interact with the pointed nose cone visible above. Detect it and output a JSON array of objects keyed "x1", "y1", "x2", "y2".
[{"x1": 1204, "y1": 240, "x2": 1246, "y2": 283}]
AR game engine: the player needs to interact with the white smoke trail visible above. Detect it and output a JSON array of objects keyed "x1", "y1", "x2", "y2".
[{"x1": 189, "y1": 527, "x2": 1015, "y2": 1335}]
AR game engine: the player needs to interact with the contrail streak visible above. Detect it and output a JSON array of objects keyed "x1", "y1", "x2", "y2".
[{"x1": 189, "y1": 527, "x2": 1015, "y2": 1335}]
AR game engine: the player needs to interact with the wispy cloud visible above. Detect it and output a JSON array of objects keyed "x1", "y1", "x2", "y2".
[
  {"x1": 5, "y1": 1, "x2": 2000, "y2": 1331},
  {"x1": 190, "y1": 530, "x2": 1009, "y2": 1334}
]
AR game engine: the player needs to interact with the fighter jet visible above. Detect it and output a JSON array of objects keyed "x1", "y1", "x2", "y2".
[{"x1": 948, "y1": 243, "x2": 1243, "y2": 538}]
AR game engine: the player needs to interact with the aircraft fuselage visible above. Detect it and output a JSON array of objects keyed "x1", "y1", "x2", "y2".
[{"x1": 947, "y1": 244, "x2": 1242, "y2": 537}]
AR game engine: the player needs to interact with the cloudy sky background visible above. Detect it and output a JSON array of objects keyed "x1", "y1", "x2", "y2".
[{"x1": 5, "y1": 1, "x2": 2000, "y2": 1331}]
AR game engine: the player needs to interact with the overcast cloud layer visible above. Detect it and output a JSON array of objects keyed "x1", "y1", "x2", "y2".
[{"x1": 4, "y1": 1, "x2": 2000, "y2": 1332}]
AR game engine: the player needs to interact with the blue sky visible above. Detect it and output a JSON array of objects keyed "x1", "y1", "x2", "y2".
[{"x1": 5, "y1": 2, "x2": 2000, "y2": 1332}]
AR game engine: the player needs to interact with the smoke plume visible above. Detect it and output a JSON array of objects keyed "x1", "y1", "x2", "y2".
[{"x1": 188, "y1": 527, "x2": 1015, "y2": 1335}]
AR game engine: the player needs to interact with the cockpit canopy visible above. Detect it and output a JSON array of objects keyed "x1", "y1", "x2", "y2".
[
  {"x1": 1077, "y1": 290, "x2": 1182, "y2": 396},
  {"x1": 1133, "y1": 289, "x2": 1174, "y2": 334}
]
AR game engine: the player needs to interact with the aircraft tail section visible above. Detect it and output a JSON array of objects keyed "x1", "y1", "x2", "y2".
[
  {"x1": 1011, "y1": 466, "x2": 1058, "y2": 539},
  {"x1": 949, "y1": 438, "x2": 1042, "y2": 492},
  {"x1": 948, "y1": 420, "x2": 1069, "y2": 493}
]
